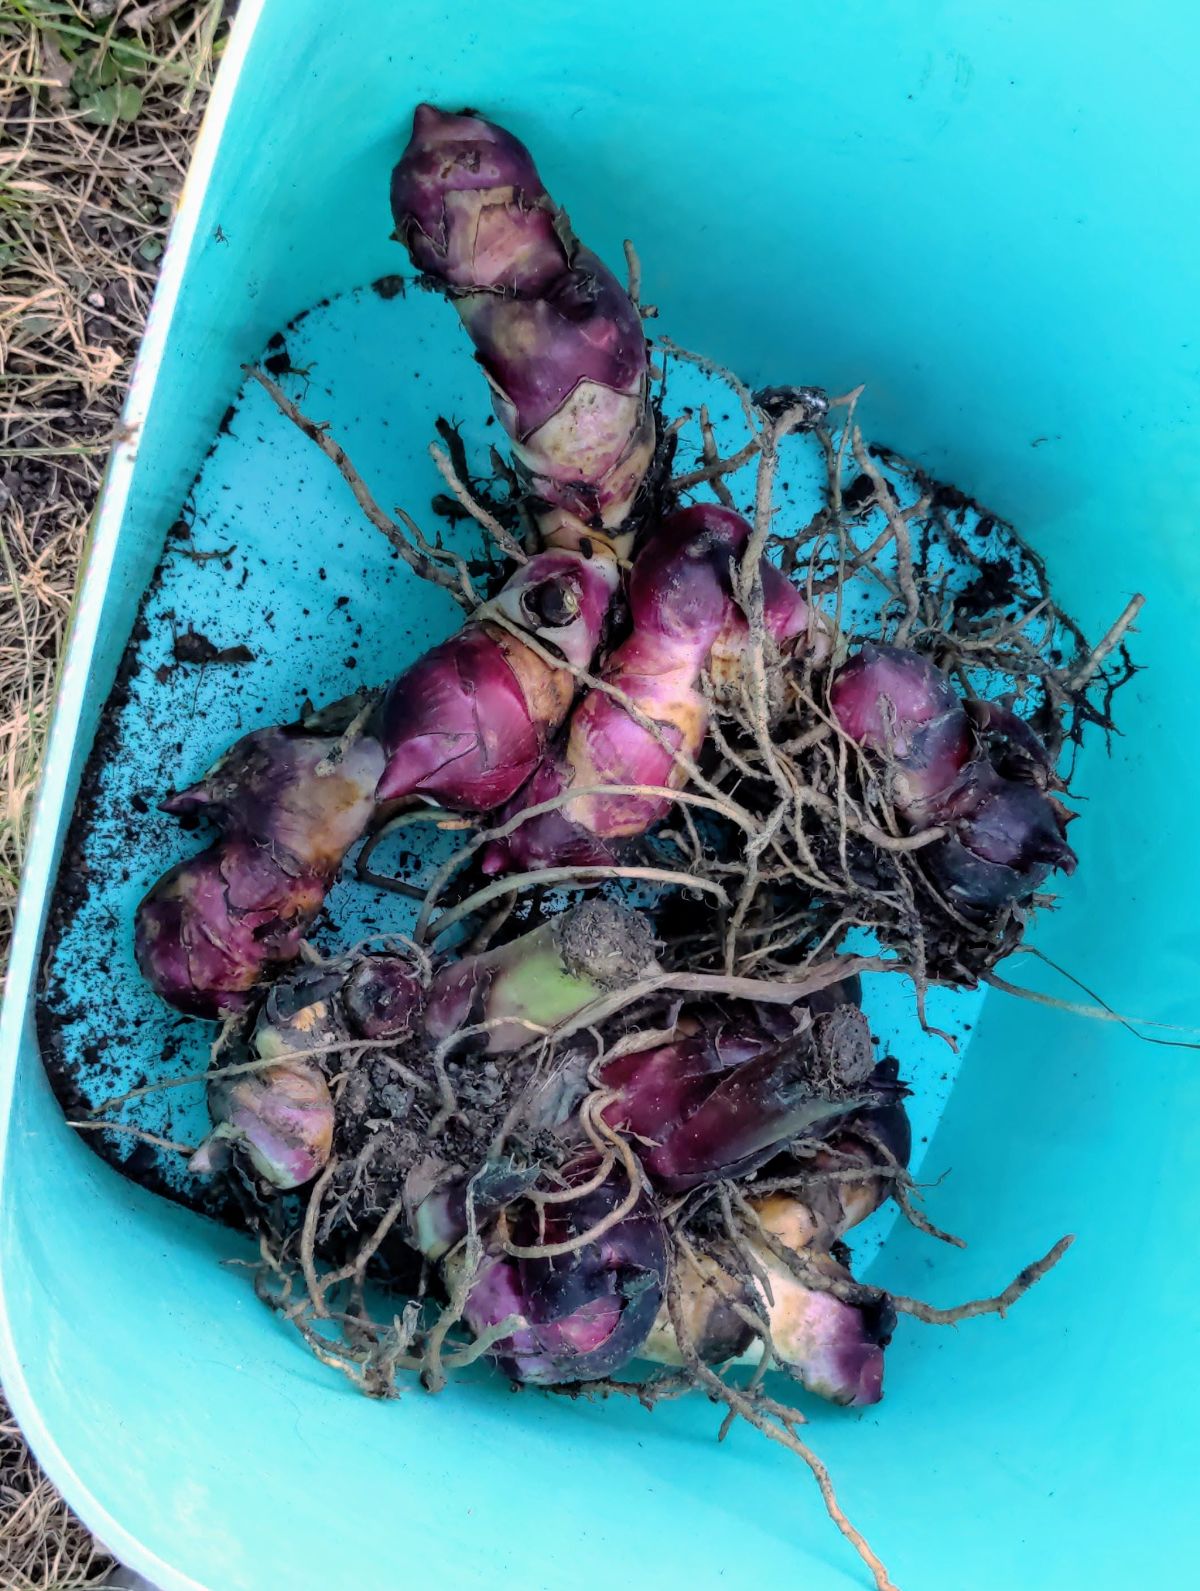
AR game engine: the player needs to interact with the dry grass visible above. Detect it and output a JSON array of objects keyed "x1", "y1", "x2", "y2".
[
  {"x1": 1, "y1": 1, "x2": 230, "y2": 1581},
  {"x1": 0, "y1": 1403, "x2": 119, "y2": 1589},
  {"x1": 0, "y1": 0, "x2": 228, "y2": 969}
]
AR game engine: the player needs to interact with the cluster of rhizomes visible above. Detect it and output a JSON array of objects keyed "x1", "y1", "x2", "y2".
[
  {"x1": 135, "y1": 105, "x2": 1086, "y2": 1024},
  {"x1": 191, "y1": 897, "x2": 906, "y2": 1405},
  {"x1": 118, "y1": 104, "x2": 1134, "y2": 1589}
]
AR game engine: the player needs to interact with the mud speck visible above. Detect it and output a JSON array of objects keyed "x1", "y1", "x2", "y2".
[{"x1": 173, "y1": 626, "x2": 255, "y2": 666}]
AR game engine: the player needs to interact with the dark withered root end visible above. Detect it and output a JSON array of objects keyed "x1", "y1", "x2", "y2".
[
  {"x1": 810, "y1": 1005, "x2": 876, "y2": 1091},
  {"x1": 752, "y1": 384, "x2": 830, "y2": 430},
  {"x1": 555, "y1": 899, "x2": 656, "y2": 990}
]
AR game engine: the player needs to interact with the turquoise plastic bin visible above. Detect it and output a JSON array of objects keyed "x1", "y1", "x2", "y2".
[{"x1": 3, "y1": 2, "x2": 1199, "y2": 1586}]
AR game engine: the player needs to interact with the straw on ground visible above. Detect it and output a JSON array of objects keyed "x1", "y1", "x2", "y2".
[{"x1": 0, "y1": 3, "x2": 228, "y2": 1582}]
